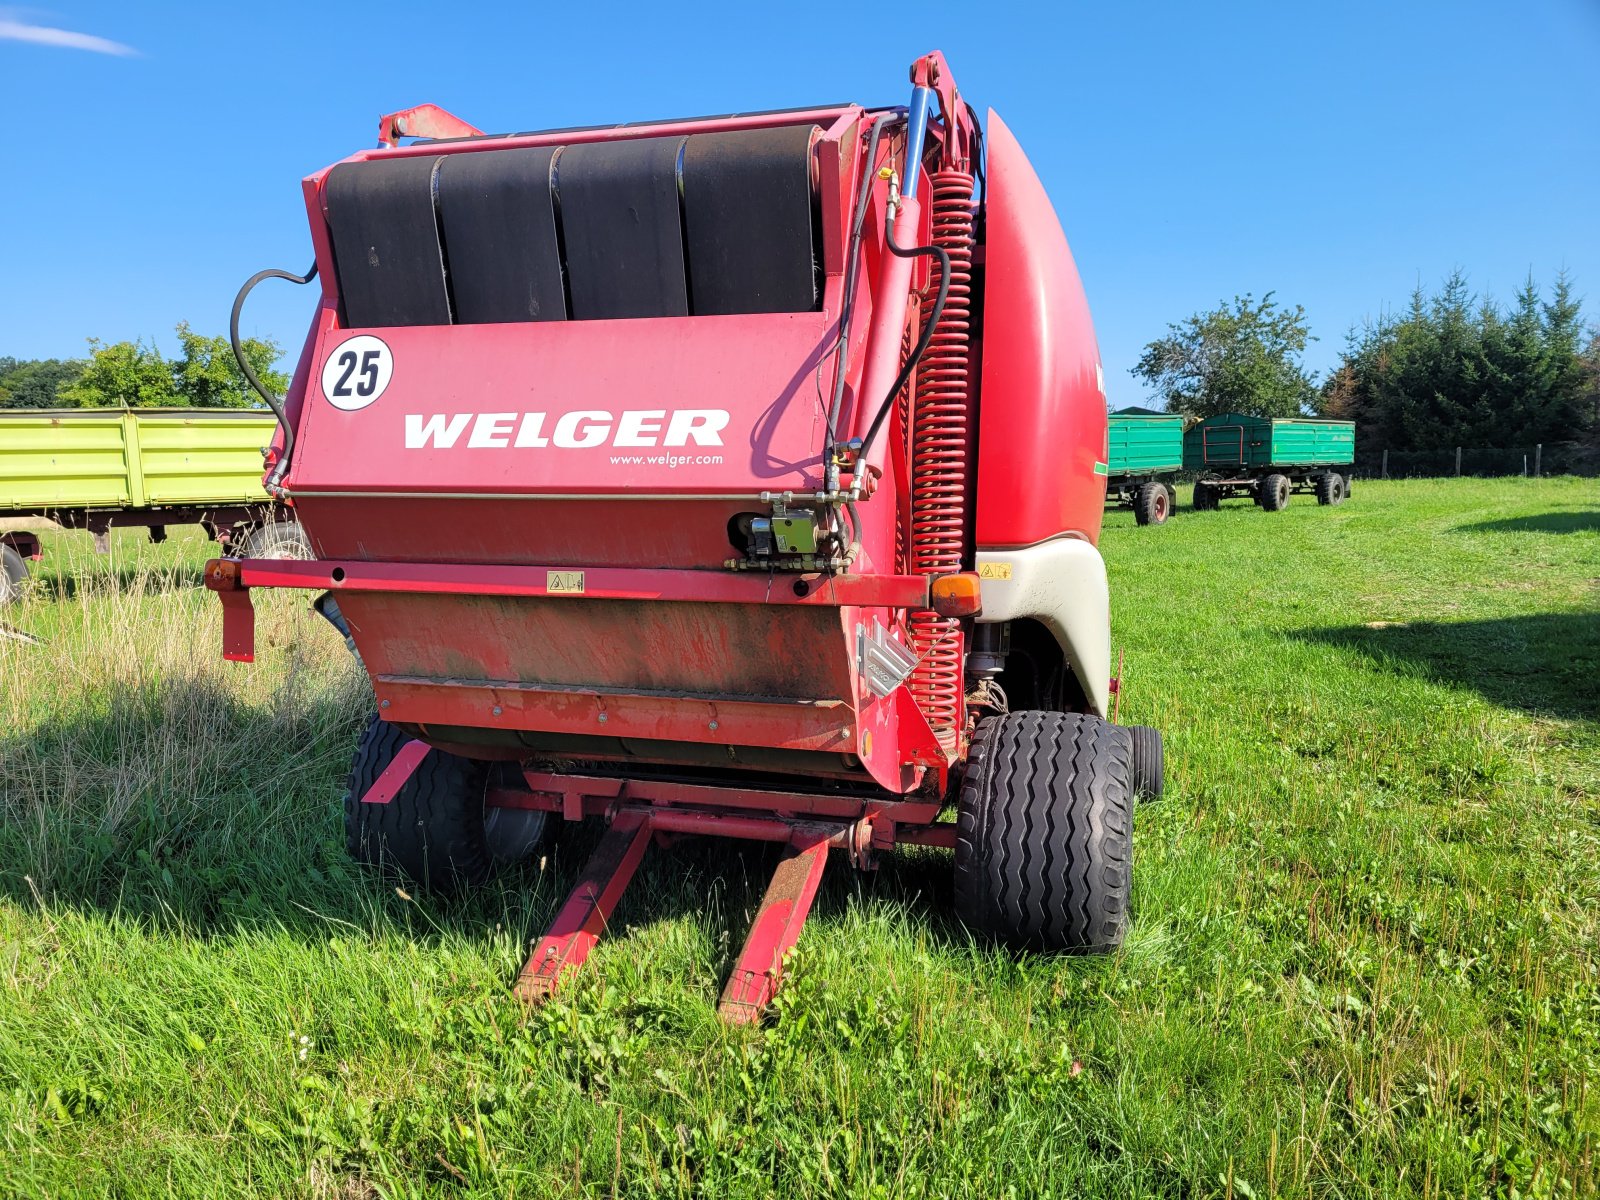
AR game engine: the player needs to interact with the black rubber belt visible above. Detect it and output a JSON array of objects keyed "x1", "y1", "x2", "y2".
[
  {"x1": 556, "y1": 136, "x2": 689, "y2": 320},
  {"x1": 682, "y1": 125, "x2": 819, "y2": 315},
  {"x1": 324, "y1": 156, "x2": 451, "y2": 327},
  {"x1": 436, "y1": 146, "x2": 566, "y2": 323}
]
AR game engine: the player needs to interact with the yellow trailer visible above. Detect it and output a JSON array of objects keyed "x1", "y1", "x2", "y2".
[{"x1": 0, "y1": 408, "x2": 305, "y2": 601}]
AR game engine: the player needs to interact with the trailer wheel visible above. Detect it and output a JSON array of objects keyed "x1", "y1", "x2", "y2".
[
  {"x1": 1127, "y1": 724, "x2": 1164, "y2": 801},
  {"x1": 1133, "y1": 483, "x2": 1171, "y2": 526},
  {"x1": 1192, "y1": 482, "x2": 1219, "y2": 511},
  {"x1": 342, "y1": 712, "x2": 499, "y2": 895},
  {"x1": 1259, "y1": 474, "x2": 1291, "y2": 512},
  {"x1": 954, "y1": 711, "x2": 1133, "y2": 952},
  {"x1": 1, "y1": 545, "x2": 28, "y2": 604},
  {"x1": 240, "y1": 519, "x2": 313, "y2": 560},
  {"x1": 1315, "y1": 472, "x2": 1347, "y2": 506}
]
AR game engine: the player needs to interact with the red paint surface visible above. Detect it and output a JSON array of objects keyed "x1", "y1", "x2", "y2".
[{"x1": 974, "y1": 111, "x2": 1107, "y2": 548}]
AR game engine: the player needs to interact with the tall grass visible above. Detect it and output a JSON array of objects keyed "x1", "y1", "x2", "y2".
[{"x1": 0, "y1": 479, "x2": 1596, "y2": 1198}]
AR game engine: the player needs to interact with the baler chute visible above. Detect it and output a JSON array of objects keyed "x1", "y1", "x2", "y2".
[{"x1": 212, "y1": 52, "x2": 1162, "y2": 1020}]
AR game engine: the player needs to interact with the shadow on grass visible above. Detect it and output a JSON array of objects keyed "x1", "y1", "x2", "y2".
[
  {"x1": 1296, "y1": 613, "x2": 1599, "y2": 722},
  {"x1": 0, "y1": 684, "x2": 971, "y2": 992},
  {"x1": 1452, "y1": 508, "x2": 1600, "y2": 535}
]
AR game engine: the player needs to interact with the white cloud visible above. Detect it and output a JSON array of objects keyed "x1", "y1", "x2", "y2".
[{"x1": 0, "y1": 12, "x2": 137, "y2": 56}]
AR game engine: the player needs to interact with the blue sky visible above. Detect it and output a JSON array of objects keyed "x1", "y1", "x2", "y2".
[{"x1": 2, "y1": 0, "x2": 1596, "y2": 410}]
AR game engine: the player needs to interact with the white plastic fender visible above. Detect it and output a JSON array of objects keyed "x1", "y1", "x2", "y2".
[{"x1": 974, "y1": 536, "x2": 1112, "y2": 718}]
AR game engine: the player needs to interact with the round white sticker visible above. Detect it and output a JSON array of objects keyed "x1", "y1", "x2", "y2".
[{"x1": 320, "y1": 335, "x2": 393, "y2": 410}]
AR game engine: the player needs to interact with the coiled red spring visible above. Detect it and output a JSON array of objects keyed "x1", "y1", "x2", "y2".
[{"x1": 907, "y1": 169, "x2": 976, "y2": 753}]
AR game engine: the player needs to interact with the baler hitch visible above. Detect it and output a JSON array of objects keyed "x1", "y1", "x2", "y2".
[
  {"x1": 357, "y1": 752, "x2": 955, "y2": 1023},
  {"x1": 512, "y1": 811, "x2": 837, "y2": 1024}
]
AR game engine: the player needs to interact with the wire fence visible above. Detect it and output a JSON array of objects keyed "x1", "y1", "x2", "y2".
[{"x1": 1353, "y1": 442, "x2": 1599, "y2": 479}]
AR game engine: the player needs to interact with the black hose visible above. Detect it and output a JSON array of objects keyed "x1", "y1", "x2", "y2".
[
  {"x1": 855, "y1": 226, "x2": 949, "y2": 467},
  {"x1": 230, "y1": 262, "x2": 317, "y2": 486},
  {"x1": 823, "y1": 113, "x2": 898, "y2": 466}
]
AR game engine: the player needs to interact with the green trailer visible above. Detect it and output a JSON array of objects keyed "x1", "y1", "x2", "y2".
[
  {"x1": 1106, "y1": 407, "x2": 1184, "y2": 525},
  {"x1": 0, "y1": 408, "x2": 306, "y2": 602},
  {"x1": 1184, "y1": 412, "x2": 1355, "y2": 512}
]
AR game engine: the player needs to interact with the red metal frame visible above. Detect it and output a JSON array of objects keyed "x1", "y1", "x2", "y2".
[
  {"x1": 718, "y1": 832, "x2": 832, "y2": 1023},
  {"x1": 513, "y1": 814, "x2": 653, "y2": 1002},
  {"x1": 498, "y1": 792, "x2": 954, "y2": 1019},
  {"x1": 486, "y1": 766, "x2": 954, "y2": 1019},
  {"x1": 227, "y1": 557, "x2": 931, "y2": 607}
]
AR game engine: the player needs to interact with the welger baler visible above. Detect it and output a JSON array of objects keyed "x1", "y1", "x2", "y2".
[{"x1": 212, "y1": 52, "x2": 1163, "y2": 1021}]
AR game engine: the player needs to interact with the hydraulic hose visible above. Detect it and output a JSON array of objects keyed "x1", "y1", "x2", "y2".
[
  {"x1": 822, "y1": 113, "x2": 897, "y2": 475},
  {"x1": 854, "y1": 229, "x2": 950, "y2": 470},
  {"x1": 230, "y1": 262, "x2": 317, "y2": 488}
]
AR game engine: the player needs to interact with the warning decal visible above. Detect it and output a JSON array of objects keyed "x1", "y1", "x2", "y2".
[{"x1": 546, "y1": 571, "x2": 585, "y2": 594}]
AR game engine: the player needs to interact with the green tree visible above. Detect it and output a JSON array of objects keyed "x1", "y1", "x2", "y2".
[
  {"x1": 58, "y1": 338, "x2": 178, "y2": 407},
  {"x1": 171, "y1": 321, "x2": 286, "y2": 409},
  {"x1": 1131, "y1": 293, "x2": 1317, "y2": 419},
  {"x1": 1320, "y1": 272, "x2": 1594, "y2": 451},
  {"x1": 0, "y1": 357, "x2": 88, "y2": 408},
  {"x1": 51, "y1": 324, "x2": 286, "y2": 409}
]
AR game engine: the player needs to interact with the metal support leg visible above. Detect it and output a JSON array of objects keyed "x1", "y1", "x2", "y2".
[
  {"x1": 514, "y1": 814, "x2": 652, "y2": 1003},
  {"x1": 358, "y1": 739, "x2": 429, "y2": 805},
  {"x1": 717, "y1": 831, "x2": 831, "y2": 1024}
]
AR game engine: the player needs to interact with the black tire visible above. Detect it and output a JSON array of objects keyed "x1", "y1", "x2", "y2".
[
  {"x1": 342, "y1": 712, "x2": 497, "y2": 895},
  {"x1": 1192, "y1": 481, "x2": 1219, "y2": 511},
  {"x1": 1315, "y1": 472, "x2": 1347, "y2": 506},
  {"x1": 1259, "y1": 473, "x2": 1291, "y2": 512},
  {"x1": 954, "y1": 711, "x2": 1134, "y2": 952},
  {"x1": 241, "y1": 519, "x2": 313, "y2": 560},
  {"x1": 1, "y1": 545, "x2": 28, "y2": 605},
  {"x1": 1133, "y1": 482, "x2": 1171, "y2": 526},
  {"x1": 1126, "y1": 725, "x2": 1164, "y2": 801}
]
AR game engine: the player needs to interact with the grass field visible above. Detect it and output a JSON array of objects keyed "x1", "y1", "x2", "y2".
[{"x1": 1, "y1": 478, "x2": 1596, "y2": 1198}]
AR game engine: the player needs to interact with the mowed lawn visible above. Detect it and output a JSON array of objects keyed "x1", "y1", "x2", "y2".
[{"x1": 1, "y1": 478, "x2": 1596, "y2": 1199}]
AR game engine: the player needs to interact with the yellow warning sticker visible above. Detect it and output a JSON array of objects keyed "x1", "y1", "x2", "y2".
[
  {"x1": 547, "y1": 570, "x2": 585, "y2": 594},
  {"x1": 976, "y1": 562, "x2": 1013, "y2": 580}
]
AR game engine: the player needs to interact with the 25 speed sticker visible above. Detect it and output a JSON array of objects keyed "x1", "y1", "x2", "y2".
[{"x1": 320, "y1": 335, "x2": 393, "y2": 410}]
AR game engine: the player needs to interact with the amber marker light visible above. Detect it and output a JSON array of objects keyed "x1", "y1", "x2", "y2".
[{"x1": 929, "y1": 572, "x2": 982, "y2": 618}]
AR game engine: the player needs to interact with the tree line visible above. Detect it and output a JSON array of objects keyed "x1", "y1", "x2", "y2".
[
  {"x1": 1130, "y1": 273, "x2": 1599, "y2": 455},
  {"x1": 0, "y1": 325, "x2": 287, "y2": 410}
]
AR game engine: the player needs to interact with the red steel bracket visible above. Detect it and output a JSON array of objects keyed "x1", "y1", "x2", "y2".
[
  {"x1": 514, "y1": 814, "x2": 652, "y2": 1003},
  {"x1": 359, "y1": 739, "x2": 430, "y2": 806},
  {"x1": 378, "y1": 103, "x2": 484, "y2": 148},
  {"x1": 204, "y1": 559, "x2": 257, "y2": 662},
  {"x1": 718, "y1": 830, "x2": 832, "y2": 1024}
]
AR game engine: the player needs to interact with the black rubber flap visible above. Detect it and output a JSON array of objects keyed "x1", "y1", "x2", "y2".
[
  {"x1": 436, "y1": 147, "x2": 567, "y2": 323},
  {"x1": 556, "y1": 136, "x2": 688, "y2": 320},
  {"x1": 683, "y1": 125, "x2": 819, "y2": 315},
  {"x1": 325, "y1": 157, "x2": 451, "y2": 327}
]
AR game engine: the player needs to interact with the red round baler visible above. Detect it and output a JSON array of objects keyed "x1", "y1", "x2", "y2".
[{"x1": 210, "y1": 51, "x2": 1163, "y2": 1020}]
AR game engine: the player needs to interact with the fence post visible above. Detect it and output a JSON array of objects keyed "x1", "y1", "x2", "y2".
[
  {"x1": 1455, "y1": 447, "x2": 1462, "y2": 476},
  {"x1": 1381, "y1": 448, "x2": 1389, "y2": 479},
  {"x1": 1535, "y1": 444, "x2": 1542, "y2": 477},
  {"x1": 1523, "y1": 455, "x2": 1528, "y2": 476}
]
